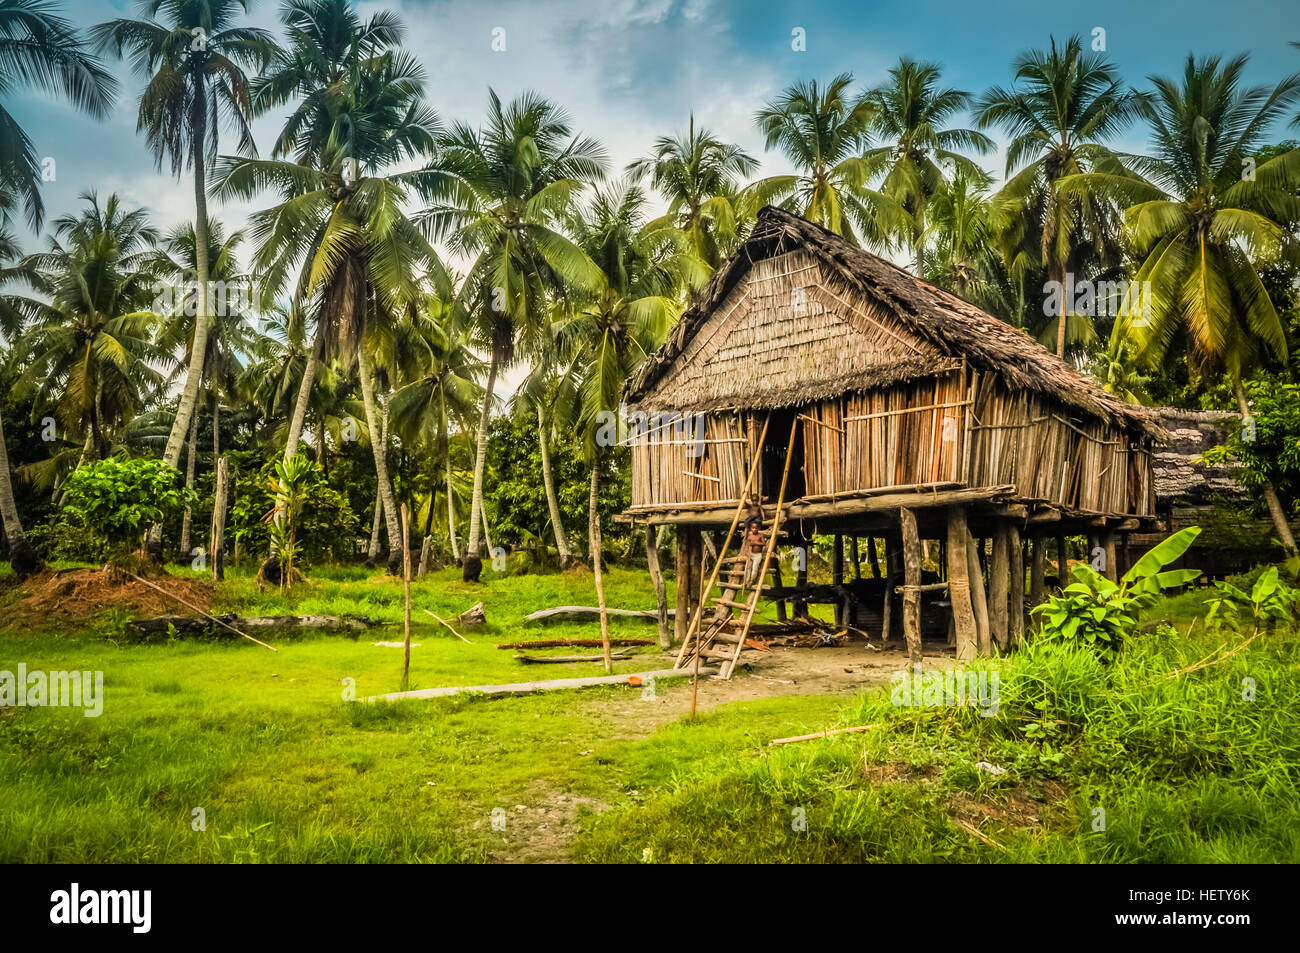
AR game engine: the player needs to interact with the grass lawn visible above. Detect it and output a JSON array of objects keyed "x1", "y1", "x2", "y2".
[{"x1": 1, "y1": 560, "x2": 1296, "y2": 863}]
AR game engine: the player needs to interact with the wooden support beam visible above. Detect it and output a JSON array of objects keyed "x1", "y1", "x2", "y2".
[
  {"x1": 1057, "y1": 534, "x2": 1068, "y2": 584},
  {"x1": 850, "y1": 535, "x2": 861, "y2": 580},
  {"x1": 832, "y1": 534, "x2": 845, "y2": 628},
  {"x1": 1102, "y1": 530, "x2": 1118, "y2": 582},
  {"x1": 899, "y1": 508, "x2": 923, "y2": 665},
  {"x1": 645, "y1": 528, "x2": 670, "y2": 649},
  {"x1": 1009, "y1": 524, "x2": 1024, "y2": 648},
  {"x1": 989, "y1": 525, "x2": 1010, "y2": 651},
  {"x1": 866, "y1": 535, "x2": 880, "y2": 578},
  {"x1": 674, "y1": 530, "x2": 689, "y2": 645},
  {"x1": 968, "y1": 535, "x2": 991, "y2": 655},
  {"x1": 880, "y1": 537, "x2": 895, "y2": 643},
  {"x1": 946, "y1": 507, "x2": 978, "y2": 662},
  {"x1": 1030, "y1": 535, "x2": 1046, "y2": 607}
]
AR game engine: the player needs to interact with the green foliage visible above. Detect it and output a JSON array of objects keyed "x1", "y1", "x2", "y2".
[
  {"x1": 1205, "y1": 566, "x2": 1300, "y2": 635},
  {"x1": 227, "y1": 455, "x2": 358, "y2": 566},
  {"x1": 1202, "y1": 376, "x2": 1300, "y2": 521},
  {"x1": 1031, "y1": 527, "x2": 1203, "y2": 651},
  {"x1": 56, "y1": 458, "x2": 196, "y2": 562}
]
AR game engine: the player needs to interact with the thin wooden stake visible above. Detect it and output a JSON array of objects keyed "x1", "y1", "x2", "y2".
[{"x1": 401, "y1": 504, "x2": 412, "y2": 688}]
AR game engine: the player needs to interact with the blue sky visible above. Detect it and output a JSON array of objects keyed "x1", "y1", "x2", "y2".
[{"x1": 9, "y1": 0, "x2": 1300, "y2": 252}]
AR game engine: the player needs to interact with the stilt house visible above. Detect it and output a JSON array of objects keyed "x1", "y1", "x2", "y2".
[{"x1": 622, "y1": 206, "x2": 1165, "y2": 670}]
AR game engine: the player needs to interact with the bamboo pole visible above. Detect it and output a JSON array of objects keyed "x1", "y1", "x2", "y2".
[
  {"x1": 401, "y1": 504, "x2": 412, "y2": 688},
  {"x1": 967, "y1": 537, "x2": 991, "y2": 655},
  {"x1": 989, "y1": 524, "x2": 1010, "y2": 651}
]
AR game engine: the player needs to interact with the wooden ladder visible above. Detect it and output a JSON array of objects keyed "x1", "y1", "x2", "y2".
[{"x1": 675, "y1": 416, "x2": 799, "y2": 680}]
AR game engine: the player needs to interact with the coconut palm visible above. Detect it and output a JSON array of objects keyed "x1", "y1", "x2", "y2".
[
  {"x1": 151, "y1": 220, "x2": 253, "y2": 555},
  {"x1": 388, "y1": 291, "x2": 483, "y2": 569},
  {"x1": 864, "y1": 57, "x2": 994, "y2": 274},
  {"x1": 0, "y1": 0, "x2": 117, "y2": 232},
  {"x1": 13, "y1": 192, "x2": 167, "y2": 473},
  {"x1": 92, "y1": 0, "x2": 274, "y2": 561},
  {"x1": 975, "y1": 35, "x2": 1139, "y2": 357},
  {"x1": 748, "y1": 74, "x2": 903, "y2": 245},
  {"x1": 560, "y1": 181, "x2": 702, "y2": 669},
  {"x1": 0, "y1": 226, "x2": 44, "y2": 575},
  {"x1": 627, "y1": 117, "x2": 758, "y2": 269},
  {"x1": 414, "y1": 89, "x2": 608, "y2": 558},
  {"x1": 1064, "y1": 53, "x2": 1300, "y2": 553}
]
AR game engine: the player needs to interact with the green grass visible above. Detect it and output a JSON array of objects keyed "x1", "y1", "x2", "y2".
[{"x1": 2, "y1": 558, "x2": 1295, "y2": 863}]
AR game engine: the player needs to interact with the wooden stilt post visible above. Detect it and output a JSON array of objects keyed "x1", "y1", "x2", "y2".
[
  {"x1": 795, "y1": 533, "x2": 809, "y2": 618},
  {"x1": 946, "y1": 507, "x2": 978, "y2": 662},
  {"x1": 967, "y1": 534, "x2": 991, "y2": 655},
  {"x1": 832, "y1": 533, "x2": 845, "y2": 628},
  {"x1": 646, "y1": 526, "x2": 670, "y2": 649},
  {"x1": 881, "y1": 536, "x2": 897, "y2": 642},
  {"x1": 990, "y1": 525, "x2": 1010, "y2": 651},
  {"x1": 1030, "y1": 535, "x2": 1046, "y2": 606},
  {"x1": 866, "y1": 535, "x2": 880, "y2": 578},
  {"x1": 1057, "y1": 534, "x2": 1069, "y2": 585},
  {"x1": 674, "y1": 528, "x2": 689, "y2": 645},
  {"x1": 899, "y1": 508, "x2": 923, "y2": 665},
  {"x1": 850, "y1": 535, "x2": 861, "y2": 580},
  {"x1": 771, "y1": 558, "x2": 787, "y2": 622},
  {"x1": 1008, "y1": 523, "x2": 1024, "y2": 647},
  {"x1": 1102, "y1": 530, "x2": 1118, "y2": 582}
]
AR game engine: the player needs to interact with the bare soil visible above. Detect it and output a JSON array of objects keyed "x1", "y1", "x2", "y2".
[{"x1": 0, "y1": 567, "x2": 216, "y2": 630}]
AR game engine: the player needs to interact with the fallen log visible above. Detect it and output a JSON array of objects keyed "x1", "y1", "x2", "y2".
[
  {"x1": 495, "y1": 637, "x2": 655, "y2": 650},
  {"x1": 524, "y1": 605, "x2": 677, "y2": 624},
  {"x1": 364, "y1": 667, "x2": 715, "y2": 702},
  {"x1": 126, "y1": 613, "x2": 371, "y2": 640},
  {"x1": 513, "y1": 652, "x2": 633, "y2": 664}
]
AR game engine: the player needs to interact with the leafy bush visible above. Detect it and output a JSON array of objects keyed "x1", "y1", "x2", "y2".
[
  {"x1": 1205, "y1": 566, "x2": 1300, "y2": 636},
  {"x1": 1031, "y1": 527, "x2": 1204, "y2": 652},
  {"x1": 51, "y1": 458, "x2": 197, "y2": 563},
  {"x1": 227, "y1": 456, "x2": 358, "y2": 566}
]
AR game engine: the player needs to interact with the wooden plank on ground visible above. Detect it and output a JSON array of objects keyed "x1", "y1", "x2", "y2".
[{"x1": 363, "y1": 667, "x2": 716, "y2": 702}]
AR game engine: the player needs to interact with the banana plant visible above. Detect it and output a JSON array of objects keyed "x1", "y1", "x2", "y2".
[{"x1": 1032, "y1": 527, "x2": 1204, "y2": 651}]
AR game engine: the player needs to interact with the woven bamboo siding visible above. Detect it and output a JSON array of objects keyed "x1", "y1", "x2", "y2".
[
  {"x1": 629, "y1": 411, "x2": 752, "y2": 508},
  {"x1": 800, "y1": 374, "x2": 967, "y2": 496}
]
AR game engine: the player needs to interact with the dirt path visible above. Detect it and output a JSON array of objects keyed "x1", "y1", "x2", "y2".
[{"x1": 483, "y1": 640, "x2": 956, "y2": 863}]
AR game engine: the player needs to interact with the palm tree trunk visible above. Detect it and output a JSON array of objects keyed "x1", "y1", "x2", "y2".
[
  {"x1": 441, "y1": 397, "x2": 460, "y2": 562},
  {"x1": 0, "y1": 413, "x2": 43, "y2": 578},
  {"x1": 588, "y1": 463, "x2": 612, "y2": 673},
  {"x1": 537, "y1": 404, "x2": 572, "y2": 569},
  {"x1": 179, "y1": 401, "x2": 200, "y2": 557},
  {"x1": 368, "y1": 491, "x2": 383, "y2": 565},
  {"x1": 150, "y1": 86, "x2": 213, "y2": 559},
  {"x1": 284, "y1": 332, "x2": 323, "y2": 464},
  {"x1": 466, "y1": 350, "x2": 499, "y2": 557},
  {"x1": 358, "y1": 346, "x2": 402, "y2": 573},
  {"x1": 1053, "y1": 261, "x2": 1068, "y2": 358},
  {"x1": 212, "y1": 394, "x2": 219, "y2": 458},
  {"x1": 1234, "y1": 379, "x2": 1298, "y2": 556}
]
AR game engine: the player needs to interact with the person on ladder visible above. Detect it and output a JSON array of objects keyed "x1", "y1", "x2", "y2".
[{"x1": 740, "y1": 493, "x2": 767, "y2": 589}]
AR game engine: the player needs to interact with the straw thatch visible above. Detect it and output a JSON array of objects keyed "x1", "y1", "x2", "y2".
[{"x1": 628, "y1": 206, "x2": 1163, "y2": 440}]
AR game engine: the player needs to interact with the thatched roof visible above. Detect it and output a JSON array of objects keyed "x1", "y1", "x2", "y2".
[{"x1": 627, "y1": 206, "x2": 1163, "y2": 439}]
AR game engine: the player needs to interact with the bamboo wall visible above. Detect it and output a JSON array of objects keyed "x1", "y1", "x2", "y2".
[
  {"x1": 629, "y1": 373, "x2": 1156, "y2": 518},
  {"x1": 628, "y1": 411, "x2": 753, "y2": 508},
  {"x1": 802, "y1": 373, "x2": 967, "y2": 495}
]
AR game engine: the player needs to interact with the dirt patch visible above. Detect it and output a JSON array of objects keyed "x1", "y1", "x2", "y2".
[
  {"x1": 0, "y1": 568, "x2": 216, "y2": 631},
  {"x1": 477, "y1": 790, "x2": 610, "y2": 864}
]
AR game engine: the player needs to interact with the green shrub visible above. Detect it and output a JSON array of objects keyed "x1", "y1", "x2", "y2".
[{"x1": 48, "y1": 458, "x2": 196, "y2": 563}]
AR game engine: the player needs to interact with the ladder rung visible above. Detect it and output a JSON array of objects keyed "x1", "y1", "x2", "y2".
[
  {"x1": 714, "y1": 597, "x2": 753, "y2": 611},
  {"x1": 711, "y1": 632, "x2": 742, "y2": 643},
  {"x1": 697, "y1": 648, "x2": 734, "y2": 660}
]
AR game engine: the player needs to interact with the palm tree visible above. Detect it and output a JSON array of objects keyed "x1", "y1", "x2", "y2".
[
  {"x1": 0, "y1": 0, "x2": 117, "y2": 232},
  {"x1": 926, "y1": 171, "x2": 1001, "y2": 309},
  {"x1": 1065, "y1": 53, "x2": 1300, "y2": 553},
  {"x1": 414, "y1": 89, "x2": 608, "y2": 559},
  {"x1": 864, "y1": 57, "x2": 993, "y2": 274},
  {"x1": 389, "y1": 291, "x2": 483, "y2": 570},
  {"x1": 976, "y1": 35, "x2": 1139, "y2": 357},
  {"x1": 217, "y1": 7, "x2": 442, "y2": 573},
  {"x1": 0, "y1": 227, "x2": 43, "y2": 575},
  {"x1": 748, "y1": 73, "x2": 903, "y2": 245},
  {"x1": 14, "y1": 192, "x2": 167, "y2": 473},
  {"x1": 152, "y1": 220, "x2": 253, "y2": 555},
  {"x1": 561, "y1": 181, "x2": 701, "y2": 669},
  {"x1": 627, "y1": 117, "x2": 758, "y2": 269},
  {"x1": 93, "y1": 0, "x2": 274, "y2": 561}
]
